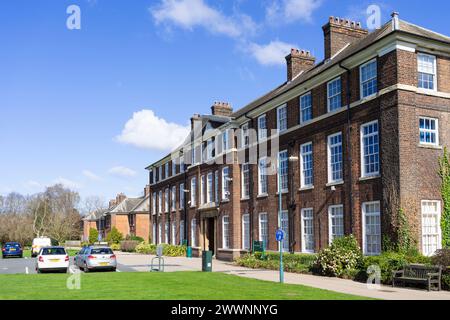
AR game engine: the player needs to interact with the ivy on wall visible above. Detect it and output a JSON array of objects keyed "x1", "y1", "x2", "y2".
[{"x1": 439, "y1": 147, "x2": 450, "y2": 248}]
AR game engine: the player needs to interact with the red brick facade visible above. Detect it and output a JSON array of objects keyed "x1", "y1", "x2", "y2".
[{"x1": 147, "y1": 17, "x2": 450, "y2": 261}]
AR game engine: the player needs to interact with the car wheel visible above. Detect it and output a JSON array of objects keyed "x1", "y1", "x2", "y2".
[
  {"x1": 84, "y1": 263, "x2": 89, "y2": 273},
  {"x1": 37, "y1": 269, "x2": 41, "y2": 274},
  {"x1": 111, "y1": 268, "x2": 116, "y2": 272}
]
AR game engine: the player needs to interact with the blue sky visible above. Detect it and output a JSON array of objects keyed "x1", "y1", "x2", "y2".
[{"x1": 1, "y1": 0, "x2": 449, "y2": 203}]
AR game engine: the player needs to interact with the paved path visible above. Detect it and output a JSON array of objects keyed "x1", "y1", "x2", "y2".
[{"x1": 116, "y1": 253, "x2": 450, "y2": 300}]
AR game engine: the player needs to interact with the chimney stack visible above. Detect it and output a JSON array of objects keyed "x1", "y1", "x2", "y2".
[
  {"x1": 323, "y1": 17, "x2": 368, "y2": 60},
  {"x1": 211, "y1": 102, "x2": 233, "y2": 117},
  {"x1": 144, "y1": 185, "x2": 150, "y2": 197},
  {"x1": 109, "y1": 199, "x2": 116, "y2": 209},
  {"x1": 286, "y1": 49, "x2": 316, "y2": 82},
  {"x1": 115, "y1": 193, "x2": 126, "y2": 205}
]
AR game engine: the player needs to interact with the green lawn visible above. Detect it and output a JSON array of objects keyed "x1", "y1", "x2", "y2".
[
  {"x1": 21, "y1": 249, "x2": 79, "y2": 258},
  {"x1": 0, "y1": 272, "x2": 372, "y2": 300}
]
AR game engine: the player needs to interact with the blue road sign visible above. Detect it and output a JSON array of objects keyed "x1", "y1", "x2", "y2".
[{"x1": 276, "y1": 229, "x2": 284, "y2": 242}]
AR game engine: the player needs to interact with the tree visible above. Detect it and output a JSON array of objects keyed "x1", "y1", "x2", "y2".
[
  {"x1": 106, "y1": 227, "x2": 123, "y2": 244},
  {"x1": 80, "y1": 195, "x2": 106, "y2": 216},
  {"x1": 89, "y1": 228, "x2": 99, "y2": 245}
]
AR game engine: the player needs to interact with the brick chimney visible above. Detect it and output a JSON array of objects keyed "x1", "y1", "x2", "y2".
[
  {"x1": 144, "y1": 185, "x2": 150, "y2": 197},
  {"x1": 323, "y1": 17, "x2": 368, "y2": 60},
  {"x1": 286, "y1": 49, "x2": 316, "y2": 82},
  {"x1": 109, "y1": 199, "x2": 116, "y2": 209},
  {"x1": 211, "y1": 102, "x2": 233, "y2": 117},
  {"x1": 115, "y1": 193, "x2": 126, "y2": 205}
]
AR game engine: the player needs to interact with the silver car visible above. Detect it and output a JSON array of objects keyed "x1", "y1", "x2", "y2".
[{"x1": 74, "y1": 246, "x2": 117, "y2": 272}]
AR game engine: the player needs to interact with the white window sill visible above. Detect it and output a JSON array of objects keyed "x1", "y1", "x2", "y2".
[
  {"x1": 418, "y1": 144, "x2": 442, "y2": 150},
  {"x1": 360, "y1": 92, "x2": 378, "y2": 102},
  {"x1": 299, "y1": 186, "x2": 314, "y2": 191},
  {"x1": 359, "y1": 175, "x2": 380, "y2": 182},
  {"x1": 326, "y1": 181, "x2": 344, "y2": 187},
  {"x1": 276, "y1": 190, "x2": 289, "y2": 195},
  {"x1": 190, "y1": 206, "x2": 196, "y2": 209},
  {"x1": 221, "y1": 199, "x2": 230, "y2": 203},
  {"x1": 241, "y1": 197, "x2": 250, "y2": 201},
  {"x1": 257, "y1": 193, "x2": 268, "y2": 199}
]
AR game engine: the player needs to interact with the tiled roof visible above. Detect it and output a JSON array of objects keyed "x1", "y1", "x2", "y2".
[
  {"x1": 130, "y1": 196, "x2": 150, "y2": 213},
  {"x1": 109, "y1": 198, "x2": 144, "y2": 214}
]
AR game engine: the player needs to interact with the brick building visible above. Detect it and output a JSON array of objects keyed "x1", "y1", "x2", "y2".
[
  {"x1": 146, "y1": 14, "x2": 450, "y2": 261},
  {"x1": 83, "y1": 188, "x2": 151, "y2": 241}
]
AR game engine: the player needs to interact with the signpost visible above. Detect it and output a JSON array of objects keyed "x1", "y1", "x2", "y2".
[{"x1": 276, "y1": 229, "x2": 284, "y2": 283}]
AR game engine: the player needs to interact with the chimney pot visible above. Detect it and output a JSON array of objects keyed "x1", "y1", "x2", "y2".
[
  {"x1": 285, "y1": 48, "x2": 316, "y2": 81},
  {"x1": 211, "y1": 102, "x2": 233, "y2": 117}
]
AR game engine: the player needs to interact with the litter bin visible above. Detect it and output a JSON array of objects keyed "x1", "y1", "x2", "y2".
[
  {"x1": 202, "y1": 251, "x2": 213, "y2": 272},
  {"x1": 186, "y1": 246, "x2": 192, "y2": 258}
]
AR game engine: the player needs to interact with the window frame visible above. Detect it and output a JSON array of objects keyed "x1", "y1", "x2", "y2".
[
  {"x1": 421, "y1": 200, "x2": 442, "y2": 257},
  {"x1": 259, "y1": 212, "x2": 268, "y2": 249},
  {"x1": 277, "y1": 150, "x2": 289, "y2": 193},
  {"x1": 327, "y1": 132, "x2": 343, "y2": 184},
  {"x1": 222, "y1": 215, "x2": 230, "y2": 249},
  {"x1": 179, "y1": 183, "x2": 185, "y2": 209},
  {"x1": 419, "y1": 117, "x2": 439, "y2": 146},
  {"x1": 171, "y1": 186, "x2": 176, "y2": 212},
  {"x1": 241, "y1": 122, "x2": 250, "y2": 148},
  {"x1": 360, "y1": 120, "x2": 380, "y2": 178},
  {"x1": 191, "y1": 218, "x2": 197, "y2": 247},
  {"x1": 277, "y1": 104, "x2": 288, "y2": 133},
  {"x1": 207, "y1": 172, "x2": 213, "y2": 203},
  {"x1": 359, "y1": 59, "x2": 378, "y2": 99},
  {"x1": 301, "y1": 208, "x2": 315, "y2": 253},
  {"x1": 242, "y1": 214, "x2": 250, "y2": 250},
  {"x1": 328, "y1": 205, "x2": 344, "y2": 245},
  {"x1": 300, "y1": 142, "x2": 314, "y2": 189},
  {"x1": 327, "y1": 77, "x2": 342, "y2": 112},
  {"x1": 300, "y1": 92, "x2": 312, "y2": 124},
  {"x1": 362, "y1": 201, "x2": 381, "y2": 256},
  {"x1": 258, "y1": 114, "x2": 267, "y2": 141},
  {"x1": 258, "y1": 157, "x2": 268, "y2": 196},
  {"x1": 190, "y1": 177, "x2": 197, "y2": 207},
  {"x1": 222, "y1": 167, "x2": 230, "y2": 201},
  {"x1": 241, "y1": 163, "x2": 250, "y2": 199},
  {"x1": 418, "y1": 53, "x2": 437, "y2": 91}
]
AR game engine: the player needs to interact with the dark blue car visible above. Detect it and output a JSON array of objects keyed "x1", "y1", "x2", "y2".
[{"x1": 2, "y1": 242, "x2": 23, "y2": 259}]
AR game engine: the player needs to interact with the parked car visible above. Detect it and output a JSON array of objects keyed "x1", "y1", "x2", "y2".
[
  {"x1": 2, "y1": 242, "x2": 23, "y2": 259},
  {"x1": 36, "y1": 247, "x2": 69, "y2": 273},
  {"x1": 74, "y1": 246, "x2": 117, "y2": 272},
  {"x1": 31, "y1": 237, "x2": 52, "y2": 257}
]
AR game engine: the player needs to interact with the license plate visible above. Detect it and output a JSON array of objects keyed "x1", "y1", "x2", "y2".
[
  {"x1": 10, "y1": 249, "x2": 16, "y2": 252},
  {"x1": 99, "y1": 262, "x2": 109, "y2": 266},
  {"x1": 50, "y1": 259, "x2": 60, "y2": 262}
]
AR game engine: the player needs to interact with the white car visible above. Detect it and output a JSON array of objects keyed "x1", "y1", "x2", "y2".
[
  {"x1": 36, "y1": 247, "x2": 70, "y2": 273},
  {"x1": 31, "y1": 237, "x2": 52, "y2": 257}
]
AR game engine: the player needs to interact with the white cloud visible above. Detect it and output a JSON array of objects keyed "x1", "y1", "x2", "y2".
[
  {"x1": 108, "y1": 166, "x2": 137, "y2": 178},
  {"x1": 53, "y1": 177, "x2": 82, "y2": 190},
  {"x1": 266, "y1": 0, "x2": 322, "y2": 24},
  {"x1": 150, "y1": 0, "x2": 257, "y2": 38},
  {"x1": 247, "y1": 40, "x2": 297, "y2": 66},
  {"x1": 82, "y1": 170, "x2": 101, "y2": 181},
  {"x1": 116, "y1": 109, "x2": 190, "y2": 151}
]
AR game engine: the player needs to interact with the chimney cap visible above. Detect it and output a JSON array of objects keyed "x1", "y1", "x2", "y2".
[
  {"x1": 326, "y1": 16, "x2": 364, "y2": 30},
  {"x1": 286, "y1": 48, "x2": 315, "y2": 61}
]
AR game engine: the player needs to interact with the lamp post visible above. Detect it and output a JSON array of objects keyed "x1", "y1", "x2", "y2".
[{"x1": 277, "y1": 152, "x2": 284, "y2": 284}]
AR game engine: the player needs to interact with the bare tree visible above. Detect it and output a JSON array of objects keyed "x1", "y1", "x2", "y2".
[{"x1": 80, "y1": 195, "x2": 106, "y2": 216}]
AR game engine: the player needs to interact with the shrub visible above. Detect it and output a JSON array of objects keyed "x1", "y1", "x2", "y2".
[
  {"x1": 431, "y1": 249, "x2": 450, "y2": 267},
  {"x1": 235, "y1": 252, "x2": 316, "y2": 274},
  {"x1": 360, "y1": 251, "x2": 432, "y2": 284},
  {"x1": 88, "y1": 228, "x2": 98, "y2": 245},
  {"x1": 106, "y1": 227, "x2": 123, "y2": 244},
  {"x1": 134, "y1": 243, "x2": 186, "y2": 257},
  {"x1": 120, "y1": 240, "x2": 140, "y2": 252},
  {"x1": 314, "y1": 235, "x2": 363, "y2": 277},
  {"x1": 110, "y1": 243, "x2": 120, "y2": 251},
  {"x1": 125, "y1": 235, "x2": 145, "y2": 243}
]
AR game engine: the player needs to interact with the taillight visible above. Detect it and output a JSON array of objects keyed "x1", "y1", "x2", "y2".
[
  {"x1": 65, "y1": 255, "x2": 69, "y2": 261},
  {"x1": 38, "y1": 256, "x2": 44, "y2": 262},
  {"x1": 88, "y1": 255, "x2": 96, "y2": 259},
  {"x1": 1, "y1": 248, "x2": 5, "y2": 252},
  {"x1": 110, "y1": 255, "x2": 116, "y2": 259}
]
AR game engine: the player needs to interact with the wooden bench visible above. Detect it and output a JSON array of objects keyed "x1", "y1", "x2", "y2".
[{"x1": 392, "y1": 264, "x2": 442, "y2": 291}]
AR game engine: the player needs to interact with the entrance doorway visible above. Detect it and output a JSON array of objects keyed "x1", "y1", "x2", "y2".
[{"x1": 205, "y1": 217, "x2": 216, "y2": 255}]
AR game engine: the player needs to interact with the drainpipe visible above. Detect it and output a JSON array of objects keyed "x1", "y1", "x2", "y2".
[
  {"x1": 243, "y1": 113, "x2": 255, "y2": 252},
  {"x1": 288, "y1": 140, "x2": 297, "y2": 254},
  {"x1": 339, "y1": 61, "x2": 354, "y2": 235}
]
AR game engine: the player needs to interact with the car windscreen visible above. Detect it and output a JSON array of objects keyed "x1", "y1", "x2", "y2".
[
  {"x1": 41, "y1": 248, "x2": 66, "y2": 255},
  {"x1": 5, "y1": 243, "x2": 20, "y2": 248},
  {"x1": 90, "y1": 248, "x2": 113, "y2": 255}
]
